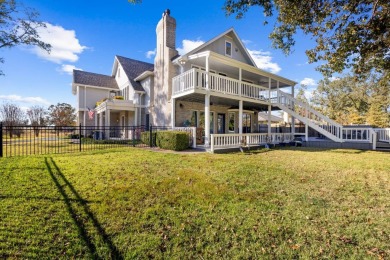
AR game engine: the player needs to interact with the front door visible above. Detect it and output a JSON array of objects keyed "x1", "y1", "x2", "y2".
[{"x1": 217, "y1": 113, "x2": 225, "y2": 134}]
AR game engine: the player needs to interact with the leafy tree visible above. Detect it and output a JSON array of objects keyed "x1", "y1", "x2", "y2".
[
  {"x1": 26, "y1": 105, "x2": 47, "y2": 136},
  {"x1": 366, "y1": 84, "x2": 390, "y2": 127},
  {"x1": 223, "y1": 0, "x2": 389, "y2": 82},
  {"x1": 311, "y1": 75, "x2": 389, "y2": 126},
  {"x1": 47, "y1": 103, "x2": 76, "y2": 126},
  {"x1": 0, "y1": 0, "x2": 51, "y2": 75},
  {"x1": 0, "y1": 102, "x2": 27, "y2": 138}
]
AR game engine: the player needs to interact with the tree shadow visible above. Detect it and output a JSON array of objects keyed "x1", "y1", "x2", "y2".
[{"x1": 44, "y1": 157, "x2": 123, "y2": 259}]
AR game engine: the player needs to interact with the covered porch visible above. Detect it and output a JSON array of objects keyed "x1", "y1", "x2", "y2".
[
  {"x1": 94, "y1": 99, "x2": 140, "y2": 139},
  {"x1": 171, "y1": 50, "x2": 297, "y2": 149}
]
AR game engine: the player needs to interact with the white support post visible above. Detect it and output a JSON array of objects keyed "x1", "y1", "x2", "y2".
[
  {"x1": 268, "y1": 105, "x2": 272, "y2": 135},
  {"x1": 239, "y1": 100, "x2": 243, "y2": 135},
  {"x1": 171, "y1": 98, "x2": 175, "y2": 128},
  {"x1": 305, "y1": 108, "x2": 309, "y2": 141},
  {"x1": 105, "y1": 110, "x2": 110, "y2": 139},
  {"x1": 134, "y1": 108, "x2": 138, "y2": 126},
  {"x1": 192, "y1": 127, "x2": 197, "y2": 148},
  {"x1": 205, "y1": 55, "x2": 209, "y2": 90},
  {"x1": 268, "y1": 77, "x2": 272, "y2": 135},
  {"x1": 238, "y1": 68, "x2": 242, "y2": 97},
  {"x1": 94, "y1": 111, "x2": 97, "y2": 127},
  {"x1": 83, "y1": 86, "x2": 87, "y2": 136},
  {"x1": 205, "y1": 94, "x2": 210, "y2": 146},
  {"x1": 291, "y1": 85, "x2": 296, "y2": 134},
  {"x1": 99, "y1": 112, "x2": 103, "y2": 139}
]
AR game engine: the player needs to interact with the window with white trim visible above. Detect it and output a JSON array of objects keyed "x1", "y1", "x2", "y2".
[{"x1": 225, "y1": 41, "x2": 232, "y2": 57}]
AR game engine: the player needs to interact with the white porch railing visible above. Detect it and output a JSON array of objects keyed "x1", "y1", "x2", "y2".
[
  {"x1": 172, "y1": 68, "x2": 269, "y2": 102},
  {"x1": 173, "y1": 127, "x2": 197, "y2": 148},
  {"x1": 210, "y1": 133, "x2": 295, "y2": 152},
  {"x1": 375, "y1": 128, "x2": 390, "y2": 143},
  {"x1": 342, "y1": 128, "x2": 373, "y2": 142}
]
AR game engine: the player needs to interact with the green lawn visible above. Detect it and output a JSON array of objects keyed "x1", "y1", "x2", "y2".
[{"x1": 0, "y1": 147, "x2": 389, "y2": 259}]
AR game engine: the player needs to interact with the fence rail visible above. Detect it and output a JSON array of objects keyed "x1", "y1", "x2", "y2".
[{"x1": 0, "y1": 124, "x2": 196, "y2": 157}]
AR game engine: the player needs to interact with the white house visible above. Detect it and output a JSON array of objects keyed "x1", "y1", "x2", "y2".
[{"x1": 72, "y1": 9, "x2": 376, "y2": 150}]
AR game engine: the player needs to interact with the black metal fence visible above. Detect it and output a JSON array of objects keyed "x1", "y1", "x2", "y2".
[{"x1": 0, "y1": 123, "x2": 178, "y2": 157}]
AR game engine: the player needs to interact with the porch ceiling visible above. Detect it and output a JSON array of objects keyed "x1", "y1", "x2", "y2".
[{"x1": 176, "y1": 94, "x2": 280, "y2": 112}]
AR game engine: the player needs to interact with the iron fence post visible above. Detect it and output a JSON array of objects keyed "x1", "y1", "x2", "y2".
[
  {"x1": 149, "y1": 124, "x2": 153, "y2": 147},
  {"x1": 0, "y1": 122, "x2": 3, "y2": 157},
  {"x1": 79, "y1": 124, "x2": 82, "y2": 152}
]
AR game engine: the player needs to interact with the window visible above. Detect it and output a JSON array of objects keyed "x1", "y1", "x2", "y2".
[
  {"x1": 117, "y1": 68, "x2": 120, "y2": 78},
  {"x1": 228, "y1": 112, "x2": 235, "y2": 132},
  {"x1": 190, "y1": 111, "x2": 197, "y2": 127},
  {"x1": 225, "y1": 41, "x2": 232, "y2": 57},
  {"x1": 243, "y1": 113, "x2": 251, "y2": 133},
  {"x1": 199, "y1": 111, "x2": 214, "y2": 133}
]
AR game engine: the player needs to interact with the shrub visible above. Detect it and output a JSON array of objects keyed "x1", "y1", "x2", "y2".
[
  {"x1": 141, "y1": 131, "x2": 156, "y2": 145},
  {"x1": 156, "y1": 131, "x2": 189, "y2": 151}
]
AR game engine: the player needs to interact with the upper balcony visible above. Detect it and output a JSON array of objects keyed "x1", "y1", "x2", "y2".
[{"x1": 173, "y1": 68, "x2": 273, "y2": 104}]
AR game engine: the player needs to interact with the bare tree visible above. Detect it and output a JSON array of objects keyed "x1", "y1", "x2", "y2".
[
  {"x1": 27, "y1": 105, "x2": 47, "y2": 137},
  {"x1": 0, "y1": 102, "x2": 27, "y2": 138}
]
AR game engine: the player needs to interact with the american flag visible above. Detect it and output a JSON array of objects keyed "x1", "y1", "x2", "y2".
[{"x1": 87, "y1": 107, "x2": 94, "y2": 120}]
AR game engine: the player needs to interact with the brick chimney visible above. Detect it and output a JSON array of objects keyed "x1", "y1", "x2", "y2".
[{"x1": 153, "y1": 9, "x2": 178, "y2": 126}]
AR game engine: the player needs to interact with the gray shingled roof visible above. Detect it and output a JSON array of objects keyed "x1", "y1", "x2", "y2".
[
  {"x1": 73, "y1": 70, "x2": 119, "y2": 90},
  {"x1": 116, "y1": 55, "x2": 154, "y2": 92}
]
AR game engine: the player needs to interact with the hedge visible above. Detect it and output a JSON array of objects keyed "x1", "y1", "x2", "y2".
[{"x1": 141, "y1": 131, "x2": 189, "y2": 151}]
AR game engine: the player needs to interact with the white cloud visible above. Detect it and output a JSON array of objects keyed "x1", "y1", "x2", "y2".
[
  {"x1": 177, "y1": 39, "x2": 205, "y2": 55},
  {"x1": 0, "y1": 95, "x2": 51, "y2": 106},
  {"x1": 242, "y1": 39, "x2": 252, "y2": 45},
  {"x1": 59, "y1": 64, "x2": 82, "y2": 75},
  {"x1": 146, "y1": 49, "x2": 156, "y2": 59},
  {"x1": 300, "y1": 77, "x2": 317, "y2": 86},
  {"x1": 31, "y1": 23, "x2": 87, "y2": 64},
  {"x1": 247, "y1": 49, "x2": 281, "y2": 74}
]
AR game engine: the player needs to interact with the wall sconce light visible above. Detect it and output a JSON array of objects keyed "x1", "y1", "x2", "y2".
[
  {"x1": 235, "y1": 48, "x2": 238, "y2": 52},
  {"x1": 179, "y1": 103, "x2": 184, "y2": 109},
  {"x1": 109, "y1": 90, "x2": 116, "y2": 100}
]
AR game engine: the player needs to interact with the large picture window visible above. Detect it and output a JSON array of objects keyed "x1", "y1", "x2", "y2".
[{"x1": 199, "y1": 111, "x2": 214, "y2": 133}]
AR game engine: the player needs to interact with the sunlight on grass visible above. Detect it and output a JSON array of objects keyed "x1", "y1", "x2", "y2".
[{"x1": 0, "y1": 147, "x2": 389, "y2": 258}]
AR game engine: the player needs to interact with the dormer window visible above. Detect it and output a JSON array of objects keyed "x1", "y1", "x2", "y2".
[{"x1": 225, "y1": 41, "x2": 232, "y2": 57}]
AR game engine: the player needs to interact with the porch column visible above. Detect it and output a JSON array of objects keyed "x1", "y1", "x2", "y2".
[
  {"x1": 238, "y1": 68, "x2": 242, "y2": 97},
  {"x1": 99, "y1": 112, "x2": 103, "y2": 139},
  {"x1": 239, "y1": 100, "x2": 243, "y2": 135},
  {"x1": 94, "y1": 111, "x2": 97, "y2": 126},
  {"x1": 205, "y1": 55, "x2": 210, "y2": 90},
  {"x1": 268, "y1": 106, "x2": 272, "y2": 136},
  {"x1": 134, "y1": 108, "x2": 138, "y2": 126},
  {"x1": 204, "y1": 94, "x2": 210, "y2": 146},
  {"x1": 268, "y1": 77, "x2": 272, "y2": 135},
  {"x1": 171, "y1": 98, "x2": 175, "y2": 128},
  {"x1": 291, "y1": 85, "x2": 295, "y2": 134},
  {"x1": 83, "y1": 86, "x2": 87, "y2": 136},
  {"x1": 105, "y1": 109, "x2": 110, "y2": 139}
]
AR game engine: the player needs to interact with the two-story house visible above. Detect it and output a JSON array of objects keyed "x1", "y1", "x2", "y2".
[{"x1": 73, "y1": 10, "x2": 375, "y2": 150}]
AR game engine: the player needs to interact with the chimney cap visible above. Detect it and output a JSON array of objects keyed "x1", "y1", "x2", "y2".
[{"x1": 163, "y1": 9, "x2": 170, "y2": 16}]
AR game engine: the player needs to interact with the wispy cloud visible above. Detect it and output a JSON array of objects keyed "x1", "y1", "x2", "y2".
[
  {"x1": 247, "y1": 49, "x2": 281, "y2": 74},
  {"x1": 177, "y1": 39, "x2": 205, "y2": 55},
  {"x1": 300, "y1": 77, "x2": 317, "y2": 86},
  {"x1": 30, "y1": 23, "x2": 87, "y2": 64},
  {"x1": 146, "y1": 49, "x2": 156, "y2": 59},
  {"x1": 59, "y1": 64, "x2": 82, "y2": 75},
  {"x1": 0, "y1": 95, "x2": 51, "y2": 106},
  {"x1": 242, "y1": 39, "x2": 252, "y2": 45}
]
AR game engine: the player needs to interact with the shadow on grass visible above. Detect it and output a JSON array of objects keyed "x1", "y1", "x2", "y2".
[{"x1": 44, "y1": 157, "x2": 123, "y2": 259}]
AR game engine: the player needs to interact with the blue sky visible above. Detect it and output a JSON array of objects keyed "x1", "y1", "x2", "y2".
[{"x1": 0, "y1": 0, "x2": 323, "y2": 110}]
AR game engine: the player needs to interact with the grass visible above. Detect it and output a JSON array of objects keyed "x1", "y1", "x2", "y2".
[{"x1": 0, "y1": 147, "x2": 389, "y2": 259}]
